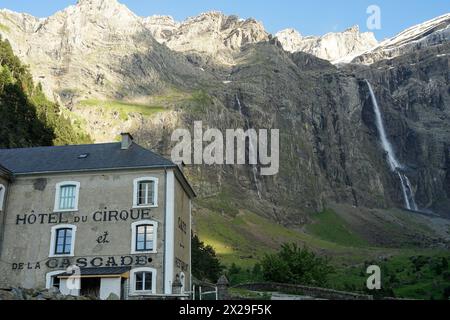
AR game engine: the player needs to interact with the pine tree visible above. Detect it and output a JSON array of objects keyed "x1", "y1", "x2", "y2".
[{"x1": 0, "y1": 35, "x2": 92, "y2": 148}]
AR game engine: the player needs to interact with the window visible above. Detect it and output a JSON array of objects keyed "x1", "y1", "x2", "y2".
[
  {"x1": 50, "y1": 275, "x2": 61, "y2": 290},
  {"x1": 49, "y1": 224, "x2": 77, "y2": 257},
  {"x1": 0, "y1": 184, "x2": 5, "y2": 211},
  {"x1": 130, "y1": 268, "x2": 157, "y2": 294},
  {"x1": 131, "y1": 220, "x2": 158, "y2": 254},
  {"x1": 135, "y1": 271, "x2": 152, "y2": 291},
  {"x1": 59, "y1": 185, "x2": 76, "y2": 210},
  {"x1": 55, "y1": 228, "x2": 72, "y2": 255},
  {"x1": 45, "y1": 271, "x2": 65, "y2": 289},
  {"x1": 133, "y1": 177, "x2": 158, "y2": 208},
  {"x1": 138, "y1": 181, "x2": 154, "y2": 206},
  {"x1": 54, "y1": 181, "x2": 80, "y2": 212},
  {"x1": 136, "y1": 225, "x2": 154, "y2": 252}
]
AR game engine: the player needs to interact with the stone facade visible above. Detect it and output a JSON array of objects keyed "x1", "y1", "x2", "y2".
[{"x1": 0, "y1": 138, "x2": 194, "y2": 300}]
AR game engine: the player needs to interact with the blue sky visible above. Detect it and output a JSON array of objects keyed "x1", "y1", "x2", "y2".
[{"x1": 1, "y1": 0, "x2": 448, "y2": 40}]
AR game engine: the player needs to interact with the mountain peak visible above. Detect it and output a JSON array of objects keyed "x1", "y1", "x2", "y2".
[
  {"x1": 345, "y1": 25, "x2": 360, "y2": 33},
  {"x1": 76, "y1": 0, "x2": 119, "y2": 6},
  {"x1": 74, "y1": 0, "x2": 128, "y2": 13},
  {"x1": 68, "y1": 0, "x2": 138, "y2": 25},
  {"x1": 276, "y1": 25, "x2": 378, "y2": 63}
]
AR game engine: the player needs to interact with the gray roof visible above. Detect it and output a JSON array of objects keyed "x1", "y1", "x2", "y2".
[
  {"x1": 58, "y1": 267, "x2": 131, "y2": 278},
  {"x1": 0, "y1": 142, "x2": 175, "y2": 175},
  {"x1": 0, "y1": 164, "x2": 12, "y2": 179}
]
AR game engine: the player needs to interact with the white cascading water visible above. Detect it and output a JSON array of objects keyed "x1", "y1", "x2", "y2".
[
  {"x1": 365, "y1": 80, "x2": 418, "y2": 211},
  {"x1": 236, "y1": 95, "x2": 262, "y2": 200}
]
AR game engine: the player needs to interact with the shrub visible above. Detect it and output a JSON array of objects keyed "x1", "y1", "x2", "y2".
[{"x1": 261, "y1": 243, "x2": 334, "y2": 287}]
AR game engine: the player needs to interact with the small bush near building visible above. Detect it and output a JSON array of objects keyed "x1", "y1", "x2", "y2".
[{"x1": 261, "y1": 243, "x2": 334, "y2": 287}]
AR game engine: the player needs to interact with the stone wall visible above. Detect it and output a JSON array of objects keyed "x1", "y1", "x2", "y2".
[
  {"x1": 232, "y1": 282, "x2": 373, "y2": 300},
  {"x1": 0, "y1": 287, "x2": 98, "y2": 300}
]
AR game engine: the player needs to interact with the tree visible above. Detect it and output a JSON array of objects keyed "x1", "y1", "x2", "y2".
[
  {"x1": 0, "y1": 65, "x2": 13, "y2": 88},
  {"x1": 0, "y1": 35, "x2": 92, "y2": 148},
  {"x1": 261, "y1": 243, "x2": 334, "y2": 287},
  {"x1": 191, "y1": 235, "x2": 224, "y2": 283}
]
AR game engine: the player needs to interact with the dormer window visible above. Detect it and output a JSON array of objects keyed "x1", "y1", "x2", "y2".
[
  {"x1": 133, "y1": 177, "x2": 158, "y2": 208},
  {"x1": 54, "y1": 182, "x2": 80, "y2": 212}
]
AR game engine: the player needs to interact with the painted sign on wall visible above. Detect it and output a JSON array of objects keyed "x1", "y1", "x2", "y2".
[{"x1": 11, "y1": 255, "x2": 153, "y2": 271}]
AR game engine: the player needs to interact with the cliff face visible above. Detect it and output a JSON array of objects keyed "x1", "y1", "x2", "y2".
[
  {"x1": 0, "y1": 0, "x2": 449, "y2": 222},
  {"x1": 0, "y1": 0, "x2": 208, "y2": 104},
  {"x1": 144, "y1": 12, "x2": 270, "y2": 65},
  {"x1": 353, "y1": 13, "x2": 450, "y2": 64},
  {"x1": 276, "y1": 26, "x2": 378, "y2": 63},
  {"x1": 193, "y1": 46, "x2": 392, "y2": 223},
  {"x1": 346, "y1": 42, "x2": 450, "y2": 216}
]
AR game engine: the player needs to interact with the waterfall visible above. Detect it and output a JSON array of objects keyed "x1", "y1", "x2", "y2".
[
  {"x1": 236, "y1": 94, "x2": 262, "y2": 200},
  {"x1": 365, "y1": 80, "x2": 418, "y2": 211}
]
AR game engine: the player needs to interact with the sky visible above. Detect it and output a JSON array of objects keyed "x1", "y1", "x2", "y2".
[{"x1": 0, "y1": 0, "x2": 448, "y2": 40}]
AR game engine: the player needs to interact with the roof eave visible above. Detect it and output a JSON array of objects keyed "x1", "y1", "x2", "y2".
[
  {"x1": 11, "y1": 164, "x2": 178, "y2": 177},
  {"x1": 11, "y1": 164, "x2": 197, "y2": 198}
]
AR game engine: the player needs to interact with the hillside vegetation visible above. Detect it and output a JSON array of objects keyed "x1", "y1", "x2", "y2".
[
  {"x1": 195, "y1": 205, "x2": 450, "y2": 299},
  {"x1": 0, "y1": 36, "x2": 91, "y2": 148}
]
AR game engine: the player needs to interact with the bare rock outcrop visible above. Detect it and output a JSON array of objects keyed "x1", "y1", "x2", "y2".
[
  {"x1": 276, "y1": 25, "x2": 378, "y2": 63},
  {"x1": 144, "y1": 11, "x2": 269, "y2": 65},
  {"x1": 353, "y1": 13, "x2": 450, "y2": 64}
]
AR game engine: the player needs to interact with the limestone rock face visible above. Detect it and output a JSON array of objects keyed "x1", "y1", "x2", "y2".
[
  {"x1": 275, "y1": 29, "x2": 303, "y2": 53},
  {"x1": 144, "y1": 11, "x2": 270, "y2": 65},
  {"x1": 353, "y1": 13, "x2": 450, "y2": 64},
  {"x1": 0, "y1": 1, "x2": 449, "y2": 221},
  {"x1": 143, "y1": 15, "x2": 180, "y2": 43},
  {"x1": 276, "y1": 26, "x2": 378, "y2": 63},
  {"x1": 0, "y1": 0, "x2": 204, "y2": 103},
  {"x1": 344, "y1": 42, "x2": 450, "y2": 215}
]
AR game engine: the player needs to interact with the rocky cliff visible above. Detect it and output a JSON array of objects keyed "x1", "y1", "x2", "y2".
[
  {"x1": 276, "y1": 26, "x2": 378, "y2": 63},
  {"x1": 0, "y1": 0, "x2": 449, "y2": 225},
  {"x1": 144, "y1": 11, "x2": 269, "y2": 65},
  {"x1": 345, "y1": 41, "x2": 450, "y2": 216},
  {"x1": 0, "y1": 0, "x2": 208, "y2": 104},
  {"x1": 353, "y1": 13, "x2": 450, "y2": 64}
]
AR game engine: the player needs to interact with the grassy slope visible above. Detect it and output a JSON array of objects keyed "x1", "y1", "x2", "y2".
[
  {"x1": 78, "y1": 99, "x2": 166, "y2": 119},
  {"x1": 194, "y1": 204, "x2": 450, "y2": 299},
  {"x1": 75, "y1": 89, "x2": 204, "y2": 122},
  {"x1": 305, "y1": 209, "x2": 369, "y2": 247}
]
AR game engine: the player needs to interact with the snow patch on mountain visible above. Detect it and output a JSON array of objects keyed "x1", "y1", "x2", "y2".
[{"x1": 353, "y1": 13, "x2": 450, "y2": 64}]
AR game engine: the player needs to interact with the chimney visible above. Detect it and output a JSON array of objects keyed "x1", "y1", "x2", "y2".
[{"x1": 121, "y1": 133, "x2": 134, "y2": 150}]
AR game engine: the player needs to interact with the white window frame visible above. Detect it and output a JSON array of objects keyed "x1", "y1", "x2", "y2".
[
  {"x1": 49, "y1": 224, "x2": 77, "y2": 258},
  {"x1": 54, "y1": 181, "x2": 81, "y2": 212},
  {"x1": 131, "y1": 220, "x2": 158, "y2": 254},
  {"x1": 133, "y1": 177, "x2": 158, "y2": 209},
  {"x1": 0, "y1": 184, "x2": 5, "y2": 211},
  {"x1": 45, "y1": 270, "x2": 66, "y2": 289},
  {"x1": 130, "y1": 267, "x2": 157, "y2": 295}
]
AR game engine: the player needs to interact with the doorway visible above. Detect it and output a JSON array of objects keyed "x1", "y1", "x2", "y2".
[{"x1": 80, "y1": 278, "x2": 101, "y2": 298}]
